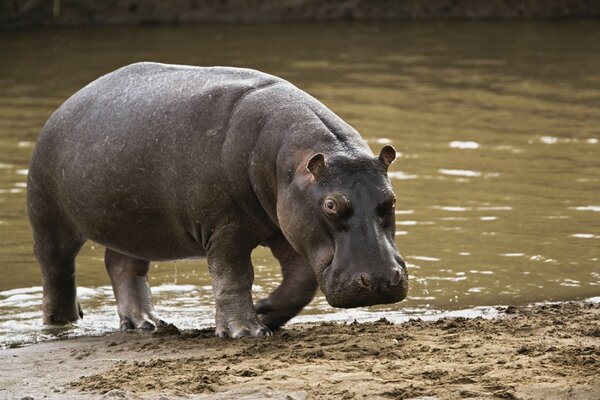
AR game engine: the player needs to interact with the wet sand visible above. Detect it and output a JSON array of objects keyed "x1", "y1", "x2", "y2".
[{"x1": 1, "y1": 302, "x2": 598, "y2": 399}]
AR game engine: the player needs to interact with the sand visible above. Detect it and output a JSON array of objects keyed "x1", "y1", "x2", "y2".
[{"x1": 0, "y1": 302, "x2": 598, "y2": 399}]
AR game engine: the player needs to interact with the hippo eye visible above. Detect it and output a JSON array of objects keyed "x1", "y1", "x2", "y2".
[
  {"x1": 377, "y1": 196, "x2": 396, "y2": 217},
  {"x1": 323, "y1": 198, "x2": 337, "y2": 215}
]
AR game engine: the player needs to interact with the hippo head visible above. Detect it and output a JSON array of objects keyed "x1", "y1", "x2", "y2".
[{"x1": 277, "y1": 145, "x2": 408, "y2": 308}]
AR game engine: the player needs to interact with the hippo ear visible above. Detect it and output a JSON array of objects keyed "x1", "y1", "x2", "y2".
[
  {"x1": 307, "y1": 153, "x2": 326, "y2": 180},
  {"x1": 378, "y1": 145, "x2": 396, "y2": 169}
]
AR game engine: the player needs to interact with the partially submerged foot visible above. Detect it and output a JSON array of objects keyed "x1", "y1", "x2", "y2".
[{"x1": 43, "y1": 301, "x2": 83, "y2": 325}]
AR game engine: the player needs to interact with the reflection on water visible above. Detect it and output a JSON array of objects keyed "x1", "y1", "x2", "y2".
[{"x1": 1, "y1": 21, "x2": 599, "y2": 347}]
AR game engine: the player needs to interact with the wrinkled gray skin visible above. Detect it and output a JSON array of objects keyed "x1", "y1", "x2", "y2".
[{"x1": 27, "y1": 62, "x2": 408, "y2": 339}]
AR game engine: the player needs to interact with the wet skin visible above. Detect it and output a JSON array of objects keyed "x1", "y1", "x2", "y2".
[{"x1": 27, "y1": 62, "x2": 408, "y2": 338}]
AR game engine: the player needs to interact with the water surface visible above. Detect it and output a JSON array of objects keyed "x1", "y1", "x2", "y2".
[{"x1": 1, "y1": 21, "x2": 599, "y2": 347}]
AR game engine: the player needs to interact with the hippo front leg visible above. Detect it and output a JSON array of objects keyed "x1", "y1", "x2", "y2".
[
  {"x1": 207, "y1": 231, "x2": 271, "y2": 339},
  {"x1": 256, "y1": 235, "x2": 318, "y2": 330}
]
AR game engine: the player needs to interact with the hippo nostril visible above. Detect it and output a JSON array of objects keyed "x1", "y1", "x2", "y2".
[
  {"x1": 391, "y1": 270, "x2": 401, "y2": 287},
  {"x1": 359, "y1": 273, "x2": 371, "y2": 289},
  {"x1": 395, "y1": 256, "x2": 407, "y2": 271}
]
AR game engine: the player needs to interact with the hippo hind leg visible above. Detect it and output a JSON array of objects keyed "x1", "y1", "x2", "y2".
[
  {"x1": 104, "y1": 248, "x2": 169, "y2": 330},
  {"x1": 29, "y1": 194, "x2": 85, "y2": 325},
  {"x1": 256, "y1": 236, "x2": 318, "y2": 330}
]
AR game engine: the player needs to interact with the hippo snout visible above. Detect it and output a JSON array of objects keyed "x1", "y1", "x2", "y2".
[
  {"x1": 358, "y1": 269, "x2": 402, "y2": 290},
  {"x1": 357, "y1": 256, "x2": 407, "y2": 290},
  {"x1": 323, "y1": 263, "x2": 409, "y2": 309}
]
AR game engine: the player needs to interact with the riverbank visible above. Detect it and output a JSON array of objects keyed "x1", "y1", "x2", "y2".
[
  {"x1": 1, "y1": 301, "x2": 598, "y2": 399},
  {"x1": 2, "y1": 0, "x2": 600, "y2": 28}
]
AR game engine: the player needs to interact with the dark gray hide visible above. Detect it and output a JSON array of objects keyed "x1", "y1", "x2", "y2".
[{"x1": 27, "y1": 62, "x2": 408, "y2": 338}]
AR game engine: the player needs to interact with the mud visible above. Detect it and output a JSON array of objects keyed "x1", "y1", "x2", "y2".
[{"x1": 1, "y1": 302, "x2": 599, "y2": 399}]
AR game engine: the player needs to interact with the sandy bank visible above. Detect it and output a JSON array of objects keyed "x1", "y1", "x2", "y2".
[{"x1": 0, "y1": 302, "x2": 598, "y2": 399}]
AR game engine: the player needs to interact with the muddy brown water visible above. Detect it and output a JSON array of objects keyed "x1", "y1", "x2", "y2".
[{"x1": 0, "y1": 21, "x2": 599, "y2": 347}]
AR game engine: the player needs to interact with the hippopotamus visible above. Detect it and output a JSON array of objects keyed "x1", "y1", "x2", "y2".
[{"x1": 27, "y1": 62, "x2": 408, "y2": 338}]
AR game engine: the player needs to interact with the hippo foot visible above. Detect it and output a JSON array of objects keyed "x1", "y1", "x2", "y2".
[
  {"x1": 256, "y1": 298, "x2": 302, "y2": 331},
  {"x1": 119, "y1": 315, "x2": 170, "y2": 331},
  {"x1": 214, "y1": 315, "x2": 272, "y2": 339},
  {"x1": 43, "y1": 301, "x2": 84, "y2": 325}
]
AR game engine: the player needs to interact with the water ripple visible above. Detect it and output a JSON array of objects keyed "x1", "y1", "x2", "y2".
[
  {"x1": 439, "y1": 169, "x2": 482, "y2": 177},
  {"x1": 449, "y1": 140, "x2": 480, "y2": 149},
  {"x1": 569, "y1": 206, "x2": 600, "y2": 212}
]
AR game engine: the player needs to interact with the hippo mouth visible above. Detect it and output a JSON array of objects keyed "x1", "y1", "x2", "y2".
[
  {"x1": 313, "y1": 247, "x2": 335, "y2": 285},
  {"x1": 320, "y1": 261, "x2": 409, "y2": 309}
]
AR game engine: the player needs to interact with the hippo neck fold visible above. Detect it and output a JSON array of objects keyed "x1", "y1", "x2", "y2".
[{"x1": 246, "y1": 91, "x2": 373, "y2": 250}]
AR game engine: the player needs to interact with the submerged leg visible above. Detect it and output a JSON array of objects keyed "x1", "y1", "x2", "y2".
[
  {"x1": 207, "y1": 229, "x2": 271, "y2": 339},
  {"x1": 29, "y1": 188, "x2": 85, "y2": 325},
  {"x1": 35, "y1": 235, "x2": 85, "y2": 325},
  {"x1": 105, "y1": 248, "x2": 168, "y2": 330},
  {"x1": 256, "y1": 235, "x2": 318, "y2": 330}
]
